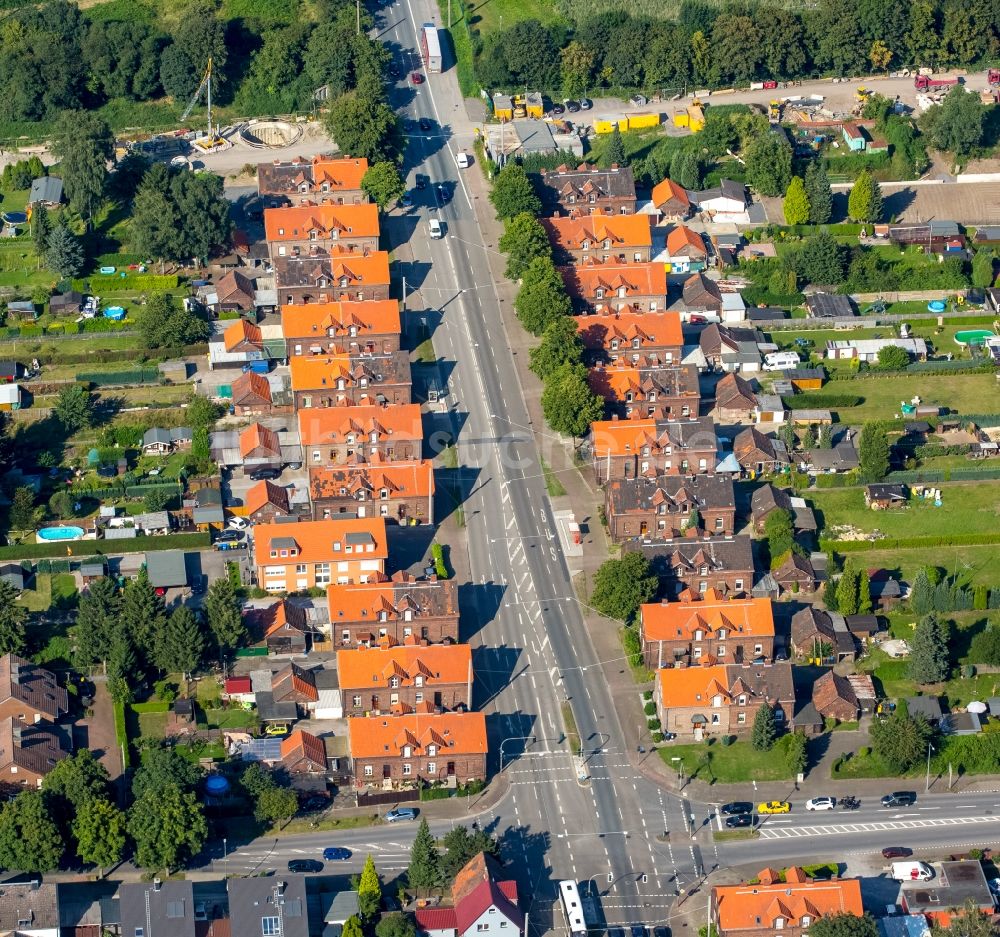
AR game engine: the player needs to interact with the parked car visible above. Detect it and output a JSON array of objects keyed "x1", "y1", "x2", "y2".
[
  {"x1": 419, "y1": 117, "x2": 433, "y2": 131},
  {"x1": 881, "y1": 792, "x2": 917, "y2": 808},
  {"x1": 565, "y1": 99, "x2": 581, "y2": 113},
  {"x1": 301, "y1": 796, "x2": 329, "y2": 812},
  {"x1": 227, "y1": 516, "x2": 249, "y2": 531},
  {"x1": 882, "y1": 846, "x2": 913, "y2": 859},
  {"x1": 385, "y1": 807, "x2": 418, "y2": 823},
  {"x1": 323, "y1": 846, "x2": 352, "y2": 861},
  {"x1": 288, "y1": 859, "x2": 324, "y2": 873},
  {"x1": 725, "y1": 814, "x2": 755, "y2": 828},
  {"x1": 249, "y1": 467, "x2": 282, "y2": 482},
  {"x1": 757, "y1": 801, "x2": 791, "y2": 815},
  {"x1": 264, "y1": 724, "x2": 289, "y2": 736},
  {"x1": 549, "y1": 103, "x2": 565, "y2": 115},
  {"x1": 216, "y1": 529, "x2": 244, "y2": 543},
  {"x1": 720, "y1": 801, "x2": 753, "y2": 816},
  {"x1": 579, "y1": 98, "x2": 592, "y2": 110},
  {"x1": 411, "y1": 72, "x2": 424, "y2": 84},
  {"x1": 805, "y1": 797, "x2": 836, "y2": 811}
]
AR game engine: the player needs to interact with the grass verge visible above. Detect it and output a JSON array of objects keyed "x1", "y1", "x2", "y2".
[
  {"x1": 414, "y1": 336, "x2": 436, "y2": 364},
  {"x1": 561, "y1": 701, "x2": 581, "y2": 756},
  {"x1": 541, "y1": 458, "x2": 567, "y2": 497},
  {"x1": 435, "y1": 0, "x2": 479, "y2": 97},
  {"x1": 268, "y1": 813, "x2": 381, "y2": 836},
  {"x1": 113, "y1": 699, "x2": 131, "y2": 770},
  {"x1": 713, "y1": 828, "x2": 759, "y2": 842},
  {"x1": 660, "y1": 738, "x2": 794, "y2": 783}
]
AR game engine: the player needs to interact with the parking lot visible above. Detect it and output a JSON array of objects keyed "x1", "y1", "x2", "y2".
[{"x1": 222, "y1": 463, "x2": 309, "y2": 511}]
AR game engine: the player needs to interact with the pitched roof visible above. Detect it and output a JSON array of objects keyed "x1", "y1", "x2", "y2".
[
  {"x1": 812, "y1": 670, "x2": 858, "y2": 717},
  {"x1": 289, "y1": 352, "x2": 410, "y2": 392},
  {"x1": 590, "y1": 417, "x2": 717, "y2": 458},
  {"x1": 216, "y1": 270, "x2": 255, "y2": 304},
  {"x1": 651, "y1": 177, "x2": 691, "y2": 211},
  {"x1": 750, "y1": 483, "x2": 792, "y2": 519},
  {"x1": 264, "y1": 203, "x2": 380, "y2": 242},
  {"x1": 607, "y1": 473, "x2": 735, "y2": 518},
  {"x1": 537, "y1": 163, "x2": 637, "y2": 204},
  {"x1": 0, "y1": 655, "x2": 67, "y2": 720},
  {"x1": 348, "y1": 711, "x2": 487, "y2": 759},
  {"x1": 734, "y1": 427, "x2": 782, "y2": 462},
  {"x1": 682, "y1": 273, "x2": 723, "y2": 310},
  {"x1": 251, "y1": 600, "x2": 308, "y2": 639},
  {"x1": 714, "y1": 873, "x2": 862, "y2": 931},
  {"x1": 223, "y1": 318, "x2": 262, "y2": 351},
  {"x1": 326, "y1": 573, "x2": 458, "y2": 630},
  {"x1": 337, "y1": 644, "x2": 471, "y2": 692},
  {"x1": 561, "y1": 261, "x2": 666, "y2": 302},
  {"x1": 298, "y1": 403, "x2": 423, "y2": 447},
  {"x1": 231, "y1": 371, "x2": 272, "y2": 405},
  {"x1": 642, "y1": 592, "x2": 774, "y2": 642},
  {"x1": 0, "y1": 717, "x2": 67, "y2": 778},
  {"x1": 310, "y1": 458, "x2": 435, "y2": 502},
  {"x1": 280, "y1": 728, "x2": 326, "y2": 769},
  {"x1": 666, "y1": 225, "x2": 706, "y2": 257},
  {"x1": 576, "y1": 311, "x2": 683, "y2": 351},
  {"x1": 656, "y1": 661, "x2": 794, "y2": 709},
  {"x1": 274, "y1": 252, "x2": 390, "y2": 290},
  {"x1": 281, "y1": 300, "x2": 401, "y2": 340},
  {"x1": 245, "y1": 479, "x2": 290, "y2": 515},
  {"x1": 588, "y1": 363, "x2": 699, "y2": 403},
  {"x1": 542, "y1": 214, "x2": 651, "y2": 251},
  {"x1": 257, "y1": 155, "x2": 369, "y2": 195},
  {"x1": 452, "y1": 853, "x2": 523, "y2": 934},
  {"x1": 774, "y1": 551, "x2": 816, "y2": 583},
  {"x1": 715, "y1": 372, "x2": 757, "y2": 411},
  {"x1": 254, "y1": 517, "x2": 389, "y2": 567},
  {"x1": 272, "y1": 662, "x2": 319, "y2": 702},
  {"x1": 627, "y1": 535, "x2": 755, "y2": 582},
  {"x1": 239, "y1": 422, "x2": 281, "y2": 458}
]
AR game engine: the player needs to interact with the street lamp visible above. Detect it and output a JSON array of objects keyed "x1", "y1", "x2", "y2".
[
  {"x1": 223, "y1": 837, "x2": 228, "y2": 878},
  {"x1": 925, "y1": 742, "x2": 935, "y2": 792}
]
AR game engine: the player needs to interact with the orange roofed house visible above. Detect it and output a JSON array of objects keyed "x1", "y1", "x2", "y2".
[
  {"x1": 311, "y1": 458, "x2": 434, "y2": 525},
  {"x1": 328, "y1": 572, "x2": 459, "y2": 647},
  {"x1": 713, "y1": 868, "x2": 863, "y2": 937},
  {"x1": 290, "y1": 352, "x2": 411, "y2": 411},
  {"x1": 588, "y1": 362, "x2": 700, "y2": 421},
  {"x1": 655, "y1": 661, "x2": 795, "y2": 739},
  {"x1": 265, "y1": 203, "x2": 380, "y2": 259},
  {"x1": 543, "y1": 215, "x2": 652, "y2": 264},
  {"x1": 562, "y1": 262, "x2": 667, "y2": 314},
  {"x1": 257, "y1": 155, "x2": 370, "y2": 207},
  {"x1": 282, "y1": 301, "x2": 401, "y2": 357},
  {"x1": 577, "y1": 311, "x2": 683, "y2": 366},
  {"x1": 230, "y1": 371, "x2": 279, "y2": 417},
  {"x1": 590, "y1": 416, "x2": 718, "y2": 483},
  {"x1": 337, "y1": 644, "x2": 472, "y2": 716},
  {"x1": 275, "y1": 252, "x2": 390, "y2": 305},
  {"x1": 640, "y1": 590, "x2": 775, "y2": 669},
  {"x1": 348, "y1": 711, "x2": 487, "y2": 787},
  {"x1": 207, "y1": 318, "x2": 265, "y2": 371},
  {"x1": 253, "y1": 517, "x2": 388, "y2": 591},
  {"x1": 298, "y1": 403, "x2": 423, "y2": 466},
  {"x1": 651, "y1": 177, "x2": 692, "y2": 222},
  {"x1": 665, "y1": 225, "x2": 708, "y2": 273}
]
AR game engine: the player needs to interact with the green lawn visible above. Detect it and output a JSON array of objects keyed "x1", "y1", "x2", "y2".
[
  {"x1": 835, "y1": 543, "x2": 1000, "y2": 588},
  {"x1": 859, "y1": 642, "x2": 1000, "y2": 707},
  {"x1": 462, "y1": 0, "x2": 564, "y2": 41},
  {"x1": 659, "y1": 738, "x2": 794, "y2": 783},
  {"x1": 17, "y1": 573, "x2": 77, "y2": 613}
]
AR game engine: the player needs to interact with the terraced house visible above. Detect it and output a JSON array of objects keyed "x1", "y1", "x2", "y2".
[
  {"x1": 265, "y1": 203, "x2": 381, "y2": 259},
  {"x1": 543, "y1": 215, "x2": 652, "y2": 264},
  {"x1": 627, "y1": 535, "x2": 755, "y2": 598},
  {"x1": 309, "y1": 458, "x2": 435, "y2": 524},
  {"x1": 257, "y1": 155, "x2": 370, "y2": 207},
  {"x1": 590, "y1": 416, "x2": 718, "y2": 483},
  {"x1": 577, "y1": 311, "x2": 683, "y2": 366},
  {"x1": 536, "y1": 163, "x2": 637, "y2": 216},
  {"x1": 588, "y1": 363, "x2": 700, "y2": 421},
  {"x1": 274, "y1": 252, "x2": 391, "y2": 304},
  {"x1": 562, "y1": 261, "x2": 667, "y2": 314},
  {"x1": 281, "y1": 301, "x2": 402, "y2": 356},
  {"x1": 298, "y1": 403, "x2": 424, "y2": 465},
  {"x1": 289, "y1": 352, "x2": 411, "y2": 410}
]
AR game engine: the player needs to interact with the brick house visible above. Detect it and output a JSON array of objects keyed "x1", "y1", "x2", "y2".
[
  {"x1": 270, "y1": 662, "x2": 319, "y2": 716},
  {"x1": 282, "y1": 300, "x2": 401, "y2": 357},
  {"x1": 791, "y1": 607, "x2": 856, "y2": 663},
  {"x1": 245, "y1": 479, "x2": 294, "y2": 525},
  {"x1": 733, "y1": 427, "x2": 790, "y2": 475},
  {"x1": 772, "y1": 552, "x2": 820, "y2": 595},
  {"x1": 713, "y1": 868, "x2": 863, "y2": 937},
  {"x1": 253, "y1": 517, "x2": 388, "y2": 591},
  {"x1": 223, "y1": 318, "x2": 263, "y2": 355},
  {"x1": 265, "y1": 203, "x2": 380, "y2": 259},
  {"x1": 280, "y1": 729, "x2": 327, "y2": 774},
  {"x1": 604, "y1": 474, "x2": 736, "y2": 543},
  {"x1": 239, "y1": 423, "x2": 282, "y2": 470},
  {"x1": 257, "y1": 155, "x2": 370, "y2": 207},
  {"x1": 641, "y1": 590, "x2": 774, "y2": 669},
  {"x1": 248, "y1": 600, "x2": 310, "y2": 654},
  {"x1": 327, "y1": 572, "x2": 460, "y2": 647},
  {"x1": 543, "y1": 215, "x2": 652, "y2": 264},
  {"x1": 290, "y1": 352, "x2": 411, "y2": 411},
  {"x1": 812, "y1": 671, "x2": 859, "y2": 723},
  {"x1": 588, "y1": 363, "x2": 700, "y2": 421},
  {"x1": 683, "y1": 273, "x2": 723, "y2": 315},
  {"x1": 654, "y1": 661, "x2": 795, "y2": 739},
  {"x1": 562, "y1": 262, "x2": 667, "y2": 314},
  {"x1": 230, "y1": 371, "x2": 274, "y2": 417},
  {"x1": 536, "y1": 163, "x2": 637, "y2": 217},
  {"x1": 590, "y1": 416, "x2": 718, "y2": 483},
  {"x1": 275, "y1": 252, "x2": 391, "y2": 305},
  {"x1": 626, "y1": 535, "x2": 755, "y2": 598},
  {"x1": 700, "y1": 324, "x2": 765, "y2": 372},
  {"x1": 651, "y1": 177, "x2": 692, "y2": 221},
  {"x1": 714, "y1": 372, "x2": 757, "y2": 421},
  {"x1": 416, "y1": 853, "x2": 524, "y2": 937},
  {"x1": 577, "y1": 311, "x2": 683, "y2": 366},
  {"x1": 216, "y1": 270, "x2": 256, "y2": 312},
  {"x1": 298, "y1": 403, "x2": 424, "y2": 466},
  {"x1": 337, "y1": 644, "x2": 473, "y2": 716},
  {"x1": 665, "y1": 225, "x2": 708, "y2": 271},
  {"x1": 310, "y1": 458, "x2": 435, "y2": 524},
  {"x1": 0, "y1": 717, "x2": 68, "y2": 788},
  {"x1": 0, "y1": 656, "x2": 68, "y2": 724},
  {"x1": 348, "y1": 711, "x2": 487, "y2": 787}
]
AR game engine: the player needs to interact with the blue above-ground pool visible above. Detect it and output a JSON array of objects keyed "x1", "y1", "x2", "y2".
[
  {"x1": 103, "y1": 306, "x2": 126, "y2": 320},
  {"x1": 37, "y1": 525, "x2": 85, "y2": 542},
  {"x1": 205, "y1": 774, "x2": 231, "y2": 796},
  {"x1": 928, "y1": 300, "x2": 947, "y2": 312},
  {"x1": 1, "y1": 212, "x2": 27, "y2": 225}
]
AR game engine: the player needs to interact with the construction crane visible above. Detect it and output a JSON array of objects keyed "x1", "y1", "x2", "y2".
[{"x1": 181, "y1": 58, "x2": 214, "y2": 141}]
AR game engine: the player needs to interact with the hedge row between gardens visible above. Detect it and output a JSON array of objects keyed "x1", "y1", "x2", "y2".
[
  {"x1": 822, "y1": 532, "x2": 1000, "y2": 553},
  {"x1": 0, "y1": 531, "x2": 209, "y2": 561}
]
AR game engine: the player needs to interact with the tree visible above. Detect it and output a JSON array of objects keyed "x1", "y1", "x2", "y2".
[
  {"x1": 42, "y1": 749, "x2": 110, "y2": 817},
  {"x1": 514, "y1": 257, "x2": 571, "y2": 336},
  {"x1": 530, "y1": 316, "x2": 583, "y2": 380},
  {"x1": 205, "y1": 578, "x2": 246, "y2": 661},
  {"x1": 131, "y1": 743, "x2": 202, "y2": 800},
  {"x1": 9, "y1": 485, "x2": 35, "y2": 532},
  {"x1": 55, "y1": 384, "x2": 95, "y2": 432},
  {"x1": 795, "y1": 233, "x2": 847, "y2": 286},
  {"x1": 847, "y1": 170, "x2": 883, "y2": 223},
  {"x1": 45, "y1": 224, "x2": 85, "y2": 277},
  {"x1": 672, "y1": 149, "x2": 703, "y2": 191},
  {"x1": 750, "y1": 703, "x2": 777, "y2": 751},
  {"x1": 876, "y1": 344, "x2": 910, "y2": 370},
  {"x1": 818, "y1": 425, "x2": 833, "y2": 449},
  {"x1": 560, "y1": 40, "x2": 594, "y2": 99},
  {"x1": 0, "y1": 582, "x2": 27, "y2": 655},
  {"x1": 72, "y1": 576, "x2": 119, "y2": 670},
  {"x1": 763, "y1": 509, "x2": 795, "y2": 565},
  {"x1": 602, "y1": 126, "x2": 627, "y2": 168},
  {"x1": 541, "y1": 363, "x2": 604, "y2": 438},
  {"x1": 343, "y1": 917, "x2": 365, "y2": 937},
  {"x1": 489, "y1": 163, "x2": 541, "y2": 221},
  {"x1": 590, "y1": 552, "x2": 658, "y2": 623},
  {"x1": 870, "y1": 711, "x2": 932, "y2": 772},
  {"x1": 440, "y1": 824, "x2": 500, "y2": 879},
  {"x1": 128, "y1": 781, "x2": 207, "y2": 872},
  {"x1": 784, "y1": 731, "x2": 808, "y2": 776},
  {"x1": 362, "y1": 161, "x2": 405, "y2": 210},
  {"x1": 377, "y1": 914, "x2": 417, "y2": 937},
  {"x1": 31, "y1": 203, "x2": 51, "y2": 254},
  {"x1": 358, "y1": 854, "x2": 382, "y2": 919},
  {"x1": 869, "y1": 39, "x2": 893, "y2": 72},
  {"x1": 135, "y1": 293, "x2": 211, "y2": 349},
  {"x1": 909, "y1": 613, "x2": 950, "y2": 683},
  {"x1": 783, "y1": 176, "x2": 810, "y2": 226},
  {"x1": 254, "y1": 785, "x2": 298, "y2": 826},
  {"x1": 72, "y1": 798, "x2": 126, "y2": 876},
  {"x1": 931, "y1": 901, "x2": 998, "y2": 937},
  {"x1": 144, "y1": 486, "x2": 174, "y2": 513},
  {"x1": 744, "y1": 133, "x2": 792, "y2": 197},
  {"x1": 836, "y1": 566, "x2": 860, "y2": 617},
  {"x1": 809, "y1": 913, "x2": 879, "y2": 937},
  {"x1": 407, "y1": 817, "x2": 441, "y2": 892},
  {"x1": 326, "y1": 93, "x2": 402, "y2": 164},
  {"x1": 972, "y1": 250, "x2": 995, "y2": 289},
  {"x1": 858, "y1": 421, "x2": 890, "y2": 482},
  {"x1": 51, "y1": 110, "x2": 113, "y2": 226},
  {"x1": 920, "y1": 86, "x2": 986, "y2": 158},
  {"x1": 0, "y1": 790, "x2": 63, "y2": 873},
  {"x1": 499, "y1": 212, "x2": 550, "y2": 280},
  {"x1": 910, "y1": 568, "x2": 933, "y2": 616},
  {"x1": 119, "y1": 567, "x2": 166, "y2": 664},
  {"x1": 858, "y1": 569, "x2": 873, "y2": 614},
  {"x1": 804, "y1": 161, "x2": 832, "y2": 225},
  {"x1": 154, "y1": 605, "x2": 205, "y2": 676}
]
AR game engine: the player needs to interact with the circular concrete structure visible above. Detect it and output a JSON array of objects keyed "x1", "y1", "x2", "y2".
[{"x1": 239, "y1": 119, "x2": 303, "y2": 148}]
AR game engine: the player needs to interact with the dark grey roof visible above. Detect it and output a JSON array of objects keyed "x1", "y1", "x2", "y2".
[
  {"x1": 625, "y1": 535, "x2": 754, "y2": 579},
  {"x1": 193, "y1": 507, "x2": 225, "y2": 524},
  {"x1": 781, "y1": 367, "x2": 825, "y2": 380},
  {"x1": 870, "y1": 576, "x2": 902, "y2": 599},
  {"x1": 195, "y1": 486, "x2": 223, "y2": 506},
  {"x1": 143, "y1": 427, "x2": 172, "y2": 446},
  {"x1": 119, "y1": 881, "x2": 196, "y2": 937},
  {"x1": 941, "y1": 711, "x2": 981, "y2": 735},
  {"x1": 321, "y1": 890, "x2": 361, "y2": 924},
  {"x1": 255, "y1": 690, "x2": 299, "y2": 722},
  {"x1": 866, "y1": 484, "x2": 907, "y2": 501},
  {"x1": 0, "y1": 563, "x2": 24, "y2": 589},
  {"x1": 170, "y1": 427, "x2": 193, "y2": 441},
  {"x1": 906, "y1": 695, "x2": 943, "y2": 721},
  {"x1": 145, "y1": 550, "x2": 187, "y2": 588},
  {"x1": 750, "y1": 483, "x2": 791, "y2": 518},
  {"x1": 696, "y1": 179, "x2": 747, "y2": 206},
  {"x1": 28, "y1": 175, "x2": 62, "y2": 205},
  {"x1": 607, "y1": 473, "x2": 735, "y2": 517},
  {"x1": 974, "y1": 226, "x2": 1000, "y2": 241},
  {"x1": 900, "y1": 860, "x2": 992, "y2": 913},
  {"x1": 272, "y1": 537, "x2": 299, "y2": 550},
  {"x1": 537, "y1": 164, "x2": 636, "y2": 208},
  {"x1": 345, "y1": 531, "x2": 374, "y2": 545},
  {"x1": 806, "y1": 292, "x2": 856, "y2": 317},
  {"x1": 49, "y1": 291, "x2": 82, "y2": 311},
  {"x1": 229, "y1": 877, "x2": 310, "y2": 937},
  {"x1": 844, "y1": 614, "x2": 879, "y2": 635},
  {"x1": 0, "y1": 881, "x2": 59, "y2": 931}
]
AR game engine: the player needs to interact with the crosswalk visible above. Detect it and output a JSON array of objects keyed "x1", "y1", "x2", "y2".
[{"x1": 758, "y1": 815, "x2": 996, "y2": 839}]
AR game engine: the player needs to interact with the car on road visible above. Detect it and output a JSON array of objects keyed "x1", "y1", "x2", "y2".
[
  {"x1": 389, "y1": 64, "x2": 401, "y2": 78},
  {"x1": 415, "y1": 174, "x2": 427, "y2": 189},
  {"x1": 881, "y1": 792, "x2": 917, "y2": 807},
  {"x1": 757, "y1": 801, "x2": 791, "y2": 815},
  {"x1": 249, "y1": 467, "x2": 282, "y2": 482},
  {"x1": 805, "y1": 797, "x2": 836, "y2": 811},
  {"x1": 456, "y1": 151, "x2": 471, "y2": 169},
  {"x1": 419, "y1": 117, "x2": 433, "y2": 131},
  {"x1": 428, "y1": 217, "x2": 443, "y2": 239},
  {"x1": 399, "y1": 193, "x2": 413, "y2": 208},
  {"x1": 385, "y1": 807, "x2": 418, "y2": 823},
  {"x1": 227, "y1": 516, "x2": 249, "y2": 531},
  {"x1": 882, "y1": 846, "x2": 913, "y2": 859},
  {"x1": 720, "y1": 802, "x2": 753, "y2": 816},
  {"x1": 725, "y1": 814, "x2": 755, "y2": 828},
  {"x1": 323, "y1": 846, "x2": 352, "y2": 861},
  {"x1": 288, "y1": 859, "x2": 324, "y2": 873},
  {"x1": 411, "y1": 71, "x2": 424, "y2": 84},
  {"x1": 436, "y1": 185, "x2": 451, "y2": 204}
]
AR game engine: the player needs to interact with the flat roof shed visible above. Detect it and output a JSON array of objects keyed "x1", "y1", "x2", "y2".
[{"x1": 145, "y1": 550, "x2": 188, "y2": 588}]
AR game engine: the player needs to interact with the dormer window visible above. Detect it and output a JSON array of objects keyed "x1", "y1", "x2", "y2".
[
  {"x1": 403, "y1": 745, "x2": 412, "y2": 757},
  {"x1": 390, "y1": 677, "x2": 400, "y2": 688},
  {"x1": 322, "y1": 182, "x2": 330, "y2": 191},
  {"x1": 581, "y1": 240, "x2": 590, "y2": 250},
  {"x1": 717, "y1": 629, "x2": 726, "y2": 640},
  {"x1": 694, "y1": 630, "x2": 703, "y2": 641},
  {"x1": 404, "y1": 609, "x2": 413, "y2": 621},
  {"x1": 427, "y1": 743, "x2": 436, "y2": 756},
  {"x1": 775, "y1": 920, "x2": 785, "y2": 930},
  {"x1": 802, "y1": 917, "x2": 811, "y2": 927},
  {"x1": 618, "y1": 287, "x2": 626, "y2": 298},
  {"x1": 738, "y1": 694, "x2": 747, "y2": 705},
  {"x1": 339, "y1": 277, "x2": 349, "y2": 288},
  {"x1": 632, "y1": 338, "x2": 640, "y2": 348},
  {"x1": 603, "y1": 239, "x2": 611, "y2": 249},
  {"x1": 415, "y1": 674, "x2": 424, "y2": 686}
]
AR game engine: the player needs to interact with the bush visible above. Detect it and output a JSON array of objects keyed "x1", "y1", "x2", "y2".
[
  {"x1": 71, "y1": 274, "x2": 179, "y2": 292},
  {"x1": 647, "y1": 718, "x2": 661, "y2": 731},
  {"x1": 858, "y1": 746, "x2": 870, "y2": 757},
  {"x1": 0, "y1": 531, "x2": 209, "y2": 561},
  {"x1": 431, "y1": 542, "x2": 447, "y2": 579},
  {"x1": 643, "y1": 701, "x2": 656, "y2": 716},
  {"x1": 824, "y1": 532, "x2": 1000, "y2": 552},
  {"x1": 651, "y1": 731, "x2": 664, "y2": 743},
  {"x1": 782, "y1": 394, "x2": 863, "y2": 409},
  {"x1": 721, "y1": 735, "x2": 735, "y2": 746},
  {"x1": 962, "y1": 664, "x2": 976, "y2": 678}
]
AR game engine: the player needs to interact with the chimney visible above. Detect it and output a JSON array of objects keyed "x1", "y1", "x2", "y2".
[{"x1": 153, "y1": 877, "x2": 162, "y2": 892}]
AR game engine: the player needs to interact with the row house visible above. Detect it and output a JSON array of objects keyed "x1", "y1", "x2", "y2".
[
  {"x1": 543, "y1": 215, "x2": 652, "y2": 264},
  {"x1": 310, "y1": 458, "x2": 435, "y2": 524},
  {"x1": 0, "y1": 717, "x2": 68, "y2": 788},
  {"x1": 337, "y1": 644, "x2": 473, "y2": 716},
  {"x1": 562, "y1": 261, "x2": 667, "y2": 314},
  {"x1": 298, "y1": 403, "x2": 424, "y2": 465},
  {"x1": 282, "y1": 300, "x2": 401, "y2": 356},
  {"x1": 257, "y1": 154, "x2": 370, "y2": 207},
  {"x1": 275, "y1": 252, "x2": 391, "y2": 305},
  {"x1": 536, "y1": 163, "x2": 637, "y2": 217},
  {"x1": 588, "y1": 363, "x2": 699, "y2": 421},
  {"x1": 714, "y1": 371, "x2": 757, "y2": 421},
  {"x1": 604, "y1": 473, "x2": 736, "y2": 543},
  {"x1": 654, "y1": 661, "x2": 795, "y2": 740},
  {"x1": 640, "y1": 590, "x2": 775, "y2": 669},
  {"x1": 289, "y1": 352, "x2": 411, "y2": 410},
  {"x1": 0, "y1": 655, "x2": 68, "y2": 724},
  {"x1": 348, "y1": 711, "x2": 487, "y2": 787},
  {"x1": 590, "y1": 416, "x2": 718, "y2": 483},
  {"x1": 253, "y1": 517, "x2": 388, "y2": 591},
  {"x1": 626, "y1": 535, "x2": 755, "y2": 598},
  {"x1": 577, "y1": 311, "x2": 683, "y2": 366},
  {"x1": 327, "y1": 572, "x2": 460, "y2": 647},
  {"x1": 265, "y1": 203, "x2": 381, "y2": 259}
]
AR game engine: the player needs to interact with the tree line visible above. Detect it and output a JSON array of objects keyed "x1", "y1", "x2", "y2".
[{"x1": 472, "y1": 0, "x2": 1000, "y2": 98}]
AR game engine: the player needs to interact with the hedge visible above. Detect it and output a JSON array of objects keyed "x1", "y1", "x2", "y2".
[
  {"x1": 782, "y1": 394, "x2": 863, "y2": 409},
  {"x1": 76, "y1": 368, "x2": 161, "y2": 386},
  {"x1": 0, "y1": 531, "x2": 209, "y2": 561},
  {"x1": 823, "y1": 532, "x2": 1000, "y2": 553},
  {"x1": 71, "y1": 274, "x2": 179, "y2": 292},
  {"x1": 131, "y1": 701, "x2": 171, "y2": 713},
  {"x1": 113, "y1": 700, "x2": 131, "y2": 769}
]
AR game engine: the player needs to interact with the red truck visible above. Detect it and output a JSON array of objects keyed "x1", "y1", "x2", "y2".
[{"x1": 913, "y1": 74, "x2": 959, "y2": 91}]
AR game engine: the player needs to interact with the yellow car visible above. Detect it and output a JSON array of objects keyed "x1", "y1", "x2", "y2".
[
  {"x1": 264, "y1": 724, "x2": 289, "y2": 736},
  {"x1": 757, "y1": 801, "x2": 791, "y2": 815}
]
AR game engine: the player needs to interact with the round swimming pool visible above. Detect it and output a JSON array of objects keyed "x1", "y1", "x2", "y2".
[
  {"x1": 37, "y1": 526, "x2": 85, "y2": 542},
  {"x1": 927, "y1": 300, "x2": 947, "y2": 313},
  {"x1": 954, "y1": 329, "x2": 995, "y2": 346}
]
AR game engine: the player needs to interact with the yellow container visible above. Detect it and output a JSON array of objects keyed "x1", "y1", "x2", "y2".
[
  {"x1": 673, "y1": 110, "x2": 689, "y2": 128},
  {"x1": 593, "y1": 118, "x2": 620, "y2": 134},
  {"x1": 627, "y1": 112, "x2": 660, "y2": 129},
  {"x1": 688, "y1": 105, "x2": 705, "y2": 132}
]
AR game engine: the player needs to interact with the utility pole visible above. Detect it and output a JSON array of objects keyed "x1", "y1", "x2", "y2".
[{"x1": 356, "y1": 0, "x2": 361, "y2": 34}]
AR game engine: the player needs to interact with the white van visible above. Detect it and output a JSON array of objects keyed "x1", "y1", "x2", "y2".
[
  {"x1": 891, "y1": 861, "x2": 934, "y2": 882},
  {"x1": 456, "y1": 151, "x2": 471, "y2": 169},
  {"x1": 763, "y1": 351, "x2": 801, "y2": 371},
  {"x1": 428, "y1": 217, "x2": 443, "y2": 239}
]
